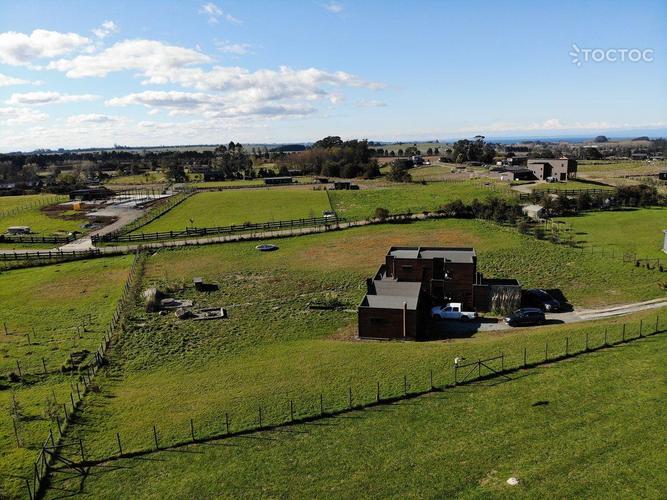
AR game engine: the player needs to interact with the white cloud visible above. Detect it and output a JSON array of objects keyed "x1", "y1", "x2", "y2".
[
  {"x1": 323, "y1": 2, "x2": 344, "y2": 14},
  {"x1": 106, "y1": 90, "x2": 316, "y2": 119},
  {"x1": 199, "y1": 3, "x2": 242, "y2": 24},
  {"x1": 215, "y1": 40, "x2": 253, "y2": 55},
  {"x1": 47, "y1": 39, "x2": 212, "y2": 79},
  {"x1": 0, "y1": 106, "x2": 48, "y2": 124},
  {"x1": 67, "y1": 113, "x2": 119, "y2": 124},
  {"x1": 355, "y1": 99, "x2": 386, "y2": 108},
  {"x1": 6, "y1": 91, "x2": 99, "y2": 105},
  {"x1": 0, "y1": 29, "x2": 90, "y2": 66},
  {"x1": 0, "y1": 73, "x2": 30, "y2": 87},
  {"x1": 92, "y1": 20, "x2": 119, "y2": 40}
]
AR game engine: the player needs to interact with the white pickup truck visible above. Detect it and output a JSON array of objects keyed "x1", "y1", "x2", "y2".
[{"x1": 431, "y1": 303, "x2": 477, "y2": 321}]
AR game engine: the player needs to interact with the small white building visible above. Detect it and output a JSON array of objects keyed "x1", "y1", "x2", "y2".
[
  {"x1": 522, "y1": 204, "x2": 544, "y2": 221},
  {"x1": 7, "y1": 226, "x2": 31, "y2": 235},
  {"x1": 663, "y1": 230, "x2": 667, "y2": 254}
]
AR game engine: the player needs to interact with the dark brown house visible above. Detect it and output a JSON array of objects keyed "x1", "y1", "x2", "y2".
[{"x1": 358, "y1": 247, "x2": 520, "y2": 340}]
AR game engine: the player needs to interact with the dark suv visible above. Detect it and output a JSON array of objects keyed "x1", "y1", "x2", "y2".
[
  {"x1": 524, "y1": 289, "x2": 561, "y2": 312},
  {"x1": 505, "y1": 308, "x2": 546, "y2": 327}
]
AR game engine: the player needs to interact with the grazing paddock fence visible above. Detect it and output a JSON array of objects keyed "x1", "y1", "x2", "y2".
[
  {"x1": 0, "y1": 248, "x2": 104, "y2": 266},
  {"x1": 0, "y1": 195, "x2": 67, "y2": 218},
  {"x1": 105, "y1": 190, "x2": 194, "y2": 238},
  {"x1": 36, "y1": 316, "x2": 666, "y2": 498},
  {"x1": 20, "y1": 251, "x2": 146, "y2": 500},
  {"x1": 0, "y1": 233, "x2": 76, "y2": 244},
  {"x1": 518, "y1": 188, "x2": 614, "y2": 201},
  {"x1": 93, "y1": 214, "x2": 341, "y2": 243}
]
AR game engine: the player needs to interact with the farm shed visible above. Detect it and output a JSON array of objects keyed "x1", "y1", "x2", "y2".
[
  {"x1": 69, "y1": 187, "x2": 113, "y2": 201},
  {"x1": 264, "y1": 176, "x2": 294, "y2": 185},
  {"x1": 522, "y1": 204, "x2": 545, "y2": 220},
  {"x1": 499, "y1": 167, "x2": 535, "y2": 181},
  {"x1": 6, "y1": 226, "x2": 31, "y2": 235}
]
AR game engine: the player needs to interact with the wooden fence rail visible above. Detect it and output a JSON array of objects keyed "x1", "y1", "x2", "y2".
[{"x1": 94, "y1": 215, "x2": 340, "y2": 243}]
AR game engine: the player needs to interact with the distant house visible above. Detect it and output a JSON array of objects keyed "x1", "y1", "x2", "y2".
[
  {"x1": 358, "y1": 247, "x2": 521, "y2": 340},
  {"x1": 631, "y1": 153, "x2": 648, "y2": 161},
  {"x1": 658, "y1": 171, "x2": 667, "y2": 181},
  {"x1": 527, "y1": 158, "x2": 577, "y2": 181},
  {"x1": 264, "y1": 176, "x2": 294, "y2": 185}
]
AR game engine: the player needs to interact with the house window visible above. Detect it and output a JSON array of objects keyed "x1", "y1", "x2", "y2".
[{"x1": 401, "y1": 265, "x2": 413, "y2": 272}]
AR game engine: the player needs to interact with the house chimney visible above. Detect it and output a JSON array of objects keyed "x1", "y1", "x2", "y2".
[{"x1": 403, "y1": 301, "x2": 407, "y2": 339}]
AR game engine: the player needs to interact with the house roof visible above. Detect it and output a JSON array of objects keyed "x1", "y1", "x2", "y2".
[
  {"x1": 362, "y1": 280, "x2": 421, "y2": 310},
  {"x1": 387, "y1": 246, "x2": 476, "y2": 263}
]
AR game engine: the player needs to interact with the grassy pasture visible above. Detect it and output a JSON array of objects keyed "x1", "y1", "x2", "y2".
[
  {"x1": 0, "y1": 255, "x2": 133, "y2": 376},
  {"x1": 0, "y1": 207, "x2": 83, "y2": 236},
  {"x1": 48, "y1": 329, "x2": 667, "y2": 499},
  {"x1": 0, "y1": 194, "x2": 55, "y2": 212},
  {"x1": 555, "y1": 207, "x2": 667, "y2": 259},
  {"x1": 106, "y1": 172, "x2": 166, "y2": 185},
  {"x1": 0, "y1": 256, "x2": 132, "y2": 498},
  {"x1": 43, "y1": 219, "x2": 666, "y2": 469},
  {"x1": 134, "y1": 189, "x2": 332, "y2": 232},
  {"x1": 329, "y1": 181, "x2": 512, "y2": 220}
]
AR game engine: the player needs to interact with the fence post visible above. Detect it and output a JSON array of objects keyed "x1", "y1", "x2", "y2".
[
  {"x1": 585, "y1": 332, "x2": 589, "y2": 351},
  {"x1": 190, "y1": 418, "x2": 195, "y2": 442},
  {"x1": 16, "y1": 360, "x2": 22, "y2": 378},
  {"x1": 153, "y1": 425, "x2": 159, "y2": 450},
  {"x1": 79, "y1": 438, "x2": 85, "y2": 462},
  {"x1": 116, "y1": 432, "x2": 123, "y2": 456},
  {"x1": 545, "y1": 342, "x2": 548, "y2": 361},
  {"x1": 25, "y1": 478, "x2": 33, "y2": 500},
  {"x1": 656, "y1": 315, "x2": 660, "y2": 333},
  {"x1": 429, "y1": 369, "x2": 433, "y2": 390},
  {"x1": 622, "y1": 323, "x2": 626, "y2": 342},
  {"x1": 565, "y1": 337, "x2": 569, "y2": 357},
  {"x1": 42, "y1": 357, "x2": 47, "y2": 375},
  {"x1": 501, "y1": 353, "x2": 505, "y2": 372},
  {"x1": 320, "y1": 394, "x2": 324, "y2": 415},
  {"x1": 258, "y1": 407, "x2": 263, "y2": 428},
  {"x1": 639, "y1": 319, "x2": 643, "y2": 337},
  {"x1": 348, "y1": 387, "x2": 353, "y2": 409},
  {"x1": 56, "y1": 416, "x2": 62, "y2": 436},
  {"x1": 604, "y1": 328, "x2": 608, "y2": 345},
  {"x1": 404, "y1": 374, "x2": 408, "y2": 396},
  {"x1": 289, "y1": 400, "x2": 294, "y2": 422},
  {"x1": 63, "y1": 403, "x2": 69, "y2": 421},
  {"x1": 376, "y1": 382, "x2": 380, "y2": 402}
]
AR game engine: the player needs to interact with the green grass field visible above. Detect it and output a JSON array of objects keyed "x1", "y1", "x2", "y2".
[
  {"x1": 134, "y1": 189, "x2": 332, "y2": 233},
  {"x1": 33, "y1": 219, "x2": 666, "y2": 482},
  {"x1": 0, "y1": 256, "x2": 132, "y2": 499},
  {"x1": 330, "y1": 181, "x2": 512, "y2": 220},
  {"x1": 0, "y1": 194, "x2": 59, "y2": 212},
  {"x1": 106, "y1": 172, "x2": 166, "y2": 185},
  {"x1": 408, "y1": 163, "x2": 476, "y2": 180},
  {"x1": 555, "y1": 207, "x2": 667, "y2": 259},
  {"x1": 0, "y1": 207, "x2": 83, "y2": 236},
  {"x1": 47, "y1": 329, "x2": 667, "y2": 499}
]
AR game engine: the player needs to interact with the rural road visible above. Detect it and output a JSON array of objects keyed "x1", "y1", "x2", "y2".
[{"x1": 443, "y1": 297, "x2": 667, "y2": 335}]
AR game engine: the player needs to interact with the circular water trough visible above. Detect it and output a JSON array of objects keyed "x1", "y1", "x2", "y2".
[{"x1": 255, "y1": 244, "x2": 279, "y2": 252}]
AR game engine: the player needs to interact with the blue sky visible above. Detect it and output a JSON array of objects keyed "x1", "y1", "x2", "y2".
[{"x1": 0, "y1": 0, "x2": 665, "y2": 151}]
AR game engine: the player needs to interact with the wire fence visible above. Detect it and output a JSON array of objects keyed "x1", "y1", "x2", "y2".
[
  {"x1": 0, "y1": 195, "x2": 67, "y2": 218},
  {"x1": 35, "y1": 314, "x2": 665, "y2": 497},
  {"x1": 20, "y1": 251, "x2": 146, "y2": 500}
]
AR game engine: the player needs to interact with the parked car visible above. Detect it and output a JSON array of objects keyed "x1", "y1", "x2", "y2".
[
  {"x1": 431, "y1": 303, "x2": 477, "y2": 321},
  {"x1": 524, "y1": 289, "x2": 561, "y2": 312},
  {"x1": 505, "y1": 308, "x2": 546, "y2": 326}
]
